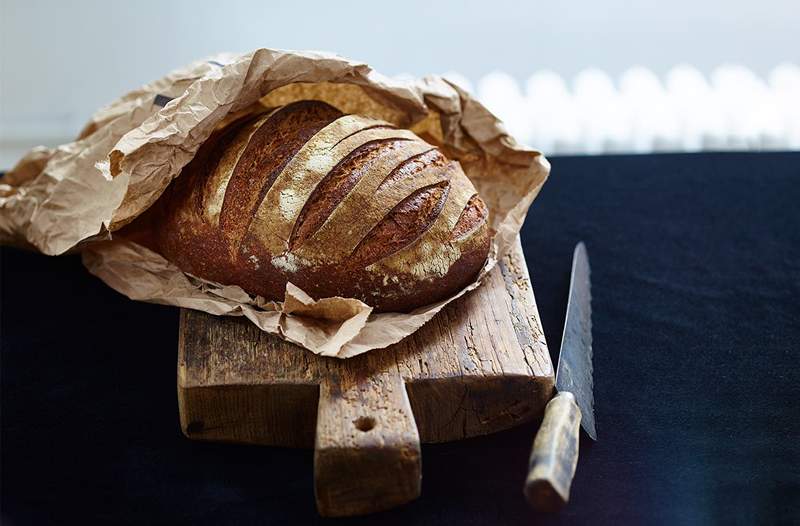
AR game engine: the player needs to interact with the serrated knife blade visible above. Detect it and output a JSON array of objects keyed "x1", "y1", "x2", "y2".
[{"x1": 556, "y1": 241, "x2": 596, "y2": 440}]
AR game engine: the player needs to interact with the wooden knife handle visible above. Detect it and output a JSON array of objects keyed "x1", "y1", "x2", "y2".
[{"x1": 523, "y1": 391, "x2": 582, "y2": 511}]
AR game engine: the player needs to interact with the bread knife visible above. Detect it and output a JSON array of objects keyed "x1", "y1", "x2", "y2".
[{"x1": 524, "y1": 242, "x2": 597, "y2": 511}]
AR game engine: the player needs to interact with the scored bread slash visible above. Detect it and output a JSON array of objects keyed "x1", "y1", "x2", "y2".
[{"x1": 155, "y1": 100, "x2": 491, "y2": 313}]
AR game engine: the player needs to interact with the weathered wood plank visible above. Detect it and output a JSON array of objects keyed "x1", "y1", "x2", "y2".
[{"x1": 177, "y1": 235, "x2": 554, "y2": 516}]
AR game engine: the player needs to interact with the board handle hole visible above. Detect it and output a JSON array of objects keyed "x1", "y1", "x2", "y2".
[{"x1": 354, "y1": 416, "x2": 375, "y2": 432}]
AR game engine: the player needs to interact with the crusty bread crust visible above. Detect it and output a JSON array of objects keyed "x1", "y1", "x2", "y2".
[{"x1": 156, "y1": 100, "x2": 490, "y2": 312}]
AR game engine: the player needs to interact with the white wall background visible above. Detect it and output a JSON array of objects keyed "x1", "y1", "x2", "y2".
[{"x1": 1, "y1": 0, "x2": 799, "y2": 166}]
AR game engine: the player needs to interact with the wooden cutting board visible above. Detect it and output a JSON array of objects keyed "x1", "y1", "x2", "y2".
[{"x1": 177, "y1": 237, "x2": 554, "y2": 517}]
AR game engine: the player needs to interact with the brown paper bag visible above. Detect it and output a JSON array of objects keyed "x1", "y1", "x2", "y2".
[{"x1": 0, "y1": 49, "x2": 549, "y2": 358}]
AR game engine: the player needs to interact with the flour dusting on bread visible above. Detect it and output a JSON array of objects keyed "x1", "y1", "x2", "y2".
[{"x1": 156, "y1": 100, "x2": 490, "y2": 312}]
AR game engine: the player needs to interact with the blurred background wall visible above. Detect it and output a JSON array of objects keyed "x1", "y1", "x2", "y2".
[{"x1": 1, "y1": 0, "x2": 798, "y2": 167}]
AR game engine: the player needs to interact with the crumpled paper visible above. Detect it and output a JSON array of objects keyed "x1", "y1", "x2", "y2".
[{"x1": 0, "y1": 48, "x2": 549, "y2": 358}]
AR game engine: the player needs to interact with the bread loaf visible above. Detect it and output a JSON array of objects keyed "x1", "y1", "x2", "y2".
[{"x1": 156, "y1": 100, "x2": 490, "y2": 312}]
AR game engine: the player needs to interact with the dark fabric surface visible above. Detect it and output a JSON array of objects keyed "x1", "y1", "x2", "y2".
[{"x1": 2, "y1": 152, "x2": 799, "y2": 525}]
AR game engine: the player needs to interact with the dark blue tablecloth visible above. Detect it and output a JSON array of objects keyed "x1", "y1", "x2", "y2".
[{"x1": 2, "y1": 152, "x2": 799, "y2": 525}]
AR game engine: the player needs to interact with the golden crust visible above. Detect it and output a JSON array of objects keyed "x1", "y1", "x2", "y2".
[{"x1": 157, "y1": 100, "x2": 490, "y2": 312}]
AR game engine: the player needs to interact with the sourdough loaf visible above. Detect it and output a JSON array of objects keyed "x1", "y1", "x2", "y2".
[{"x1": 156, "y1": 100, "x2": 490, "y2": 312}]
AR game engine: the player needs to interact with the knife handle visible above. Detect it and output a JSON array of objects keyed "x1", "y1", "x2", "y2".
[{"x1": 523, "y1": 391, "x2": 582, "y2": 512}]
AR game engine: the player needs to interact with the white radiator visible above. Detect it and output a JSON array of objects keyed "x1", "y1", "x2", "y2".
[{"x1": 441, "y1": 64, "x2": 800, "y2": 154}]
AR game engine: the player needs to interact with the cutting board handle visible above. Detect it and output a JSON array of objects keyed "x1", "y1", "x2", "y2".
[{"x1": 314, "y1": 367, "x2": 421, "y2": 517}]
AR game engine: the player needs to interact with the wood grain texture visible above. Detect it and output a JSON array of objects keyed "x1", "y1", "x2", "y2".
[
  {"x1": 315, "y1": 365, "x2": 420, "y2": 516},
  {"x1": 177, "y1": 236, "x2": 554, "y2": 516},
  {"x1": 523, "y1": 391, "x2": 582, "y2": 512}
]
